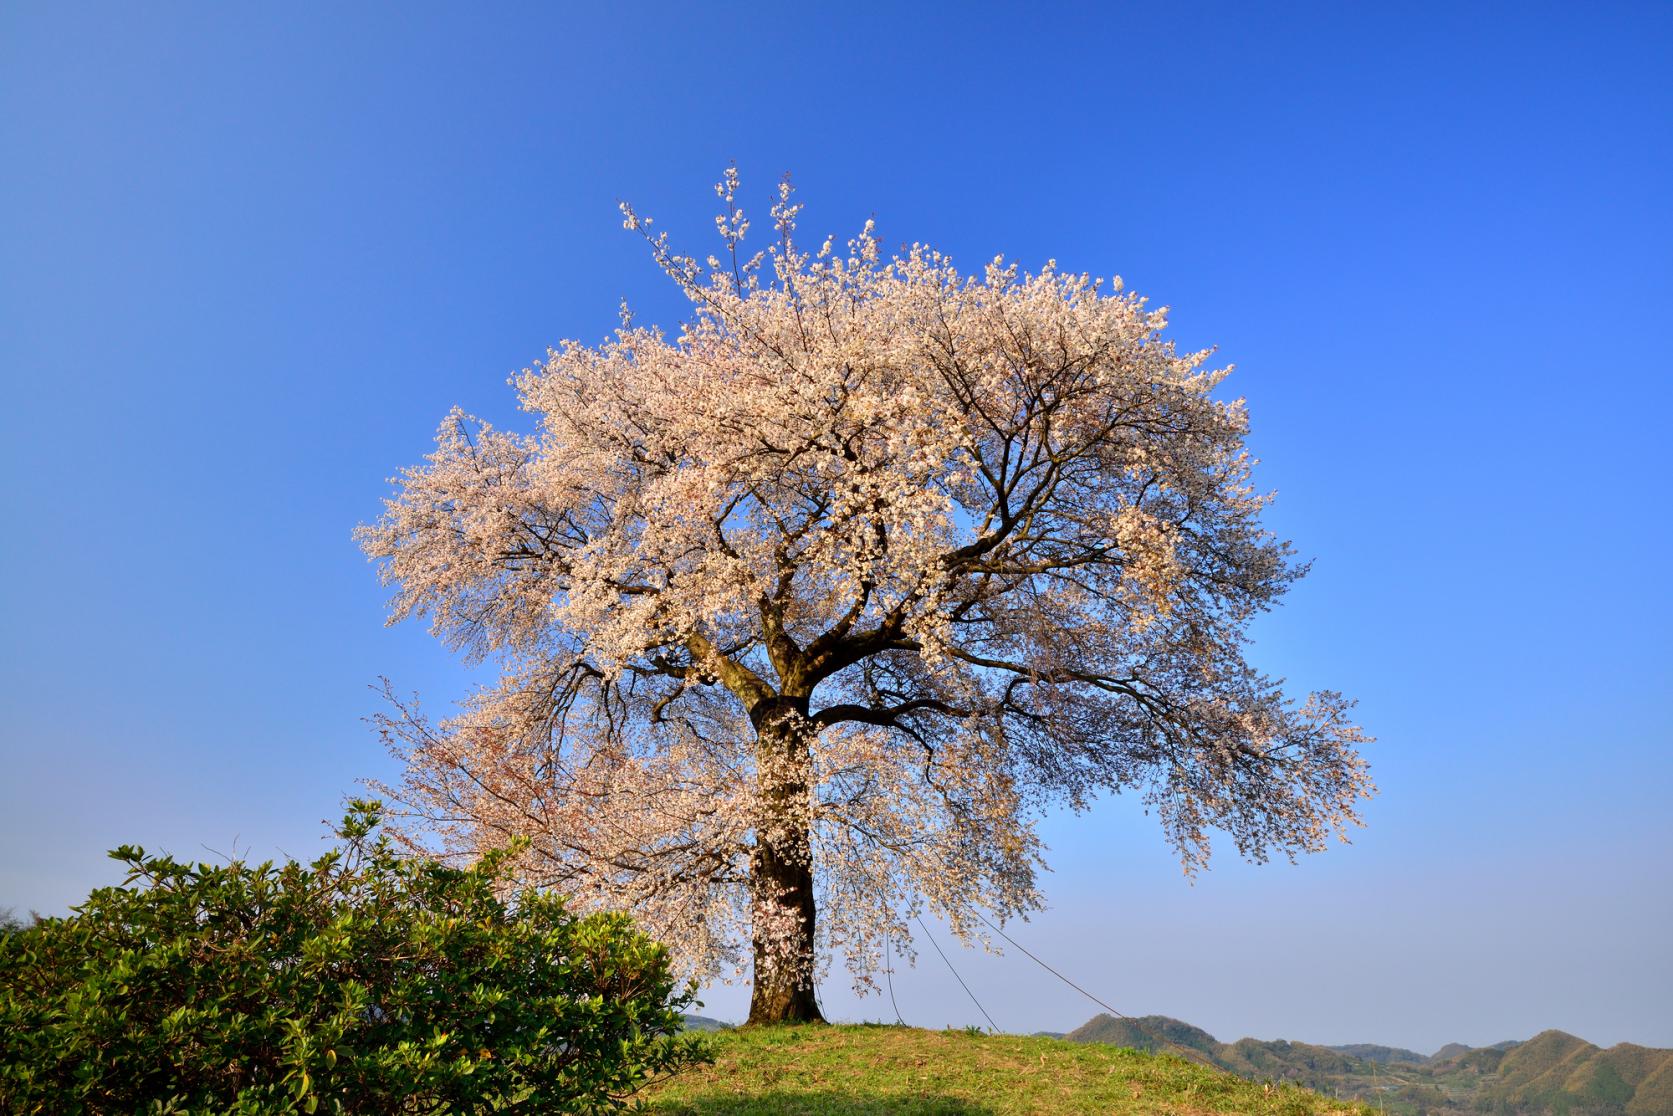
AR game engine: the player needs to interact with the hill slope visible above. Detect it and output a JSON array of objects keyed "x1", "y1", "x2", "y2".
[{"x1": 639, "y1": 1024, "x2": 1372, "y2": 1114}]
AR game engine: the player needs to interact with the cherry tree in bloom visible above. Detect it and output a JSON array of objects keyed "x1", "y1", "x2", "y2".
[{"x1": 357, "y1": 170, "x2": 1373, "y2": 1024}]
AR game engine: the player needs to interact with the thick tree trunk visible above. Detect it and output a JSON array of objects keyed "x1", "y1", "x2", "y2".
[
  {"x1": 746, "y1": 700, "x2": 826, "y2": 1025},
  {"x1": 746, "y1": 834, "x2": 822, "y2": 1023}
]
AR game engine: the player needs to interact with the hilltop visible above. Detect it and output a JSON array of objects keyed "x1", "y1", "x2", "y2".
[
  {"x1": 640, "y1": 1024, "x2": 1371, "y2": 1114},
  {"x1": 1064, "y1": 1014, "x2": 1673, "y2": 1115}
]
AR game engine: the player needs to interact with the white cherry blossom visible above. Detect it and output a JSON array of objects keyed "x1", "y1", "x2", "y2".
[{"x1": 358, "y1": 171, "x2": 1373, "y2": 1023}]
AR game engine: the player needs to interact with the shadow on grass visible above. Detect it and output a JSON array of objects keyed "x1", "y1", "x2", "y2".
[{"x1": 638, "y1": 1091, "x2": 996, "y2": 1115}]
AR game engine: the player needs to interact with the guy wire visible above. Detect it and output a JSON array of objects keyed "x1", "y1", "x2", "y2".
[
  {"x1": 915, "y1": 912, "x2": 999, "y2": 1033},
  {"x1": 970, "y1": 908, "x2": 1220, "y2": 1070}
]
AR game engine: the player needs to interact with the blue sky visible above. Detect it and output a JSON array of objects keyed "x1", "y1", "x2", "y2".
[{"x1": 2, "y1": 3, "x2": 1669, "y2": 1051}]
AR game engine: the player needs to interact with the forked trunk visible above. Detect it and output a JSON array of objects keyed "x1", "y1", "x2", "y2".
[{"x1": 746, "y1": 700, "x2": 826, "y2": 1025}]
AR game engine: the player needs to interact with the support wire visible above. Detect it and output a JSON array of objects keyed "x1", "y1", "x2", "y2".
[
  {"x1": 916, "y1": 912, "x2": 999, "y2": 1033},
  {"x1": 971, "y1": 908, "x2": 1220, "y2": 1069}
]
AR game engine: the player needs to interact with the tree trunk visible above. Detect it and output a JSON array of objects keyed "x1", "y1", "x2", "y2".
[{"x1": 746, "y1": 700, "x2": 825, "y2": 1025}]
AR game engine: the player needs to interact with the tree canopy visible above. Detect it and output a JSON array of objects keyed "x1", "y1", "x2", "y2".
[{"x1": 358, "y1": 170, "x2": 1372, "y2": 1022}]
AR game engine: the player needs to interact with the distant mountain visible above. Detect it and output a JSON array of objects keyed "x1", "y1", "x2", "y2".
[
  {"x1": 679, "y1": 1014, "x2": 733, "y2": 1032},
  {"x1": 1330, "y1": 1042, "x2": 1430, "y2": 1066},
  {"x1": 1481, "y1": 1030, "x2": 1673, "y2": 1116},
  {"x1": 1065, "y1": 1013, "x2": 1219, "y2": 1057},
  {"x1": 1064, "y1": 1014, "x2": 1673, "y2": 1115}
]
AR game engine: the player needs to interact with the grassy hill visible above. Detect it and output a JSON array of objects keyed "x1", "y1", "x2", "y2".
[{"x1": 637, "y1": 1024, "x2": 1373, "y2": 1114}]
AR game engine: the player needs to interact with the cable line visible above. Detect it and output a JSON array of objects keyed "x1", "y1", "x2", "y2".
[
  {"x1": 970, "y1": 908, "x2": 1220, "y2": 1070},
  {"x1": 915, "y1": 912, "x2": 999, "y2": 1033},
  {"x1": 883, "y1": 927, "x2": 905, "y2": 1025}
]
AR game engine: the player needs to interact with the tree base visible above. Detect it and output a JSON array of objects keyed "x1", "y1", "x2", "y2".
[{"x1": 745, "y1": 985, "x2": 826, "y2": 1026}]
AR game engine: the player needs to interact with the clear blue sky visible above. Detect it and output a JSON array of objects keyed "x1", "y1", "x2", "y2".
[{"x1": 3, "y1": 3, "x2": 1669, "y2": 1052}]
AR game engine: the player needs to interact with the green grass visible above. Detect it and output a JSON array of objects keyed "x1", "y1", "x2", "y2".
[{"x1": 636, "y1": 1024, "x2": 1376, "y2": 1115}]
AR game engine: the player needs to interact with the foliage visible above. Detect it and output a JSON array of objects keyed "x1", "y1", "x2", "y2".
[
  {"x1": 0, "y1": 802, "x2": 706, "y2": 1114},
  {"x1": 358, "y1": 167, "x2": 1372, "y2": 1019},
  {"x1": 637, "y1": 1023, "x2": 1373, "y2": 1114}
]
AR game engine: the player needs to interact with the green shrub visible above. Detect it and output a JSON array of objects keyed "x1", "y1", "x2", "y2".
[{"x1": 0, "y1": 801, "x2": 707, "y2": 1113}]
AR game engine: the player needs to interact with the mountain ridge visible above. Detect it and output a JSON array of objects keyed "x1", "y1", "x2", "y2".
[{"x1": 1064, "y1": 1014, "x2": 1673, "y2": 1115}]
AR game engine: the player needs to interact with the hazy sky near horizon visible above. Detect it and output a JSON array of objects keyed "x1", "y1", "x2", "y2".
[{"x1": 3, "y1": 3, "x2": 1669, "y2": 1052}]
